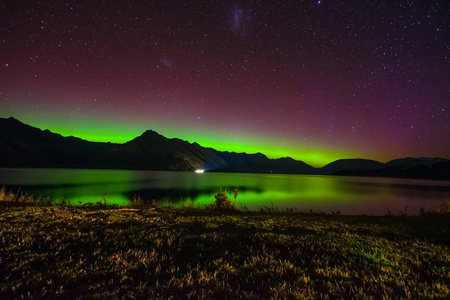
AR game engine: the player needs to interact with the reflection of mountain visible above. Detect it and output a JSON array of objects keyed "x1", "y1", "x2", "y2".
[{"x1": 1, "y1": 117, "x2": 449, "y2": 179}]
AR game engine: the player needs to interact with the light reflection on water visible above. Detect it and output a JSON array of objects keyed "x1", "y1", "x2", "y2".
[{"x1": 0, "y1": 168, "x2": 449, "y2": 215}]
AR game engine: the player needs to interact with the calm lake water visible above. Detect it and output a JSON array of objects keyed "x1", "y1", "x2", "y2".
[{"x1": 1, "y1": 168, "x2": 449, "y2": 215}]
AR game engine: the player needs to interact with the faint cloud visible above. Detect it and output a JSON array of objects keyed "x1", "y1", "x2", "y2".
[
  {"x1": 160, "y1": 57, "x2": 172, "y2": 68},
  {"x1": 228, "y1": 4, "x2": 252, "y2": 36}
]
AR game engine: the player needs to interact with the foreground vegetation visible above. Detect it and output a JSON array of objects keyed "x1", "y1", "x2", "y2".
[{"x1": 0, "y1": 198, "x2": 449, "y2": 300}]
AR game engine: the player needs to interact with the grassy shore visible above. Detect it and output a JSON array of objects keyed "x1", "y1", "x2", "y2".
[{"x1": 0, "y1": 202, "x2": 449, "y2": 299}]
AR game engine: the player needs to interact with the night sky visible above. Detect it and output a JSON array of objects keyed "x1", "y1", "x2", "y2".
[{"x1": 1, "y1": 1, "x2": 449, "y2": 167}]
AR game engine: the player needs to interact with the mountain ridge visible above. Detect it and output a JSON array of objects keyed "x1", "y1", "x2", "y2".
[{"x1": 0, "y1": 117, "x2": 449, "y2": 179}]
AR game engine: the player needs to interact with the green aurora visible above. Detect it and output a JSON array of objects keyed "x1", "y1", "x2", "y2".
[{"x1": 6, "y1": 112, "x2": 359, "y2": 167}]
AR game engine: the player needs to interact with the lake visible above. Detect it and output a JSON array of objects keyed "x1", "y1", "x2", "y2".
[{"x1": 1, "y1": 168, "x2": 449, "y2": 215}]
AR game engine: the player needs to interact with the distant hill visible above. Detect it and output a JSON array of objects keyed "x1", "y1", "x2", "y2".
[
  {"x1": 0, "y1": 117, "x2": 449, "y2": 179},
  {"x1": 319, "y1": 159, "x2": 385, "y2": 175},
  {"x1": 213, "y1": 154, "x2": 316, "y2": 174},
  {"x1": 385, "y1": 157, "x2": 448, "y2": 169},
  {"x1": 381, "y1": 158, "x2": 450, "y2": 180},
  {"x1": 317, "y1": 157, "x2": 450, "y2": 180}
]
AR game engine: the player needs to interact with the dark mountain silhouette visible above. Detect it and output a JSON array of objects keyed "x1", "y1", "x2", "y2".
[
  {"x1": 380, "y1": 158, "x2": 450, "y2": 180},
  {"x1": 0, "y1": 117, "x2": 313, "y2": 173},
  {"x1": 0, "y1": 117, "x2": 115, "y2": 168},
  {"x1": 0, "y1": 117, "x2": 449, "y2": 179},
  {"x1": 96, "y1": 129, "x2": 228, "y2": 171},
  {"x1": 213, "y1": 154, "x2": 316, "y2": 174},
  {"x1": 317, "y1": 157, "x2": 450, "y2": 180},
  {"x1": 319, "y1": 159, "x2": 385, "y2": 175},
  {"x1": 385, "y1": 157, "x2": 447, "y2": 169}
]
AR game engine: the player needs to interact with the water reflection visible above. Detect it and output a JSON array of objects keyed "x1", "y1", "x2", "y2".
[{"x1": 0, "y1": 168, "x2": 449, "y2": 215}]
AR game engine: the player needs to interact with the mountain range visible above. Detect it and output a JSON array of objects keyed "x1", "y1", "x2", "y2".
[{"x1": 1, "y1": 117, "x2": 449, "y2": 180}]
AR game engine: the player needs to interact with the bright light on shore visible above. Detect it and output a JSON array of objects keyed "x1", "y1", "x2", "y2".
[{"x1": 195, "y1": 169, "x2": 205, "y2": 174}]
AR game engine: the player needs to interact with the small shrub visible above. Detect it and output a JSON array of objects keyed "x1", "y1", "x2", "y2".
[{"x1": 208, "y1": 187, "x2": 238, "y2": 210}]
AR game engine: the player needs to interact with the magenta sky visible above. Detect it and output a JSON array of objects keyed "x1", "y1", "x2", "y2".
[{"x1": 0, "y1": 1, "x2": 449, "y2": 166}]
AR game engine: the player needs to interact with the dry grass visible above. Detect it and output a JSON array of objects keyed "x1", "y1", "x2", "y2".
[
  {"x1": 0, "y1": 203, "x2": 449, "y2": 299},
  {"x1": 0, "y1": 187, "x2": 35, "y2": 203}
]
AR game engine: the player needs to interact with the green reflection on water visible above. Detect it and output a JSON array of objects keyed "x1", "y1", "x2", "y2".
[
  {"x1": 1, "y1": 169, "x2": 448, "y2": 215},
  {"x1": 1, "y1": 168, "x2": 141, "y2": 205},
  {"x1": 4, "y1": 170, "x2": 359, "y2": 207},
  {"x1": 183, "y1": 175, "x2": 360, "y2": 210}
]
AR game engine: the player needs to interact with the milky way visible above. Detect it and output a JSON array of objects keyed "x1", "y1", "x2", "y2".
[{"x1": 0, "y1": 1, "x2": 449, "y2": 166}]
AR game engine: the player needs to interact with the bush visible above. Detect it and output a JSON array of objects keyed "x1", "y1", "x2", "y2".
[{"x1": 208, "y1": 187, "x2": 238, "y2": 210}]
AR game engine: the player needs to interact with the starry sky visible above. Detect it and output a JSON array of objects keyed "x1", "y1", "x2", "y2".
[{"x1": 0, "y1": 0, "x2": 449, "y2": 167}]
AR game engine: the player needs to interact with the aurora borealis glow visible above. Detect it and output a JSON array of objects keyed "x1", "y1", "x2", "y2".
[{"x1": 0, "y1": 1, "x2": 449, "y2": 167}]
